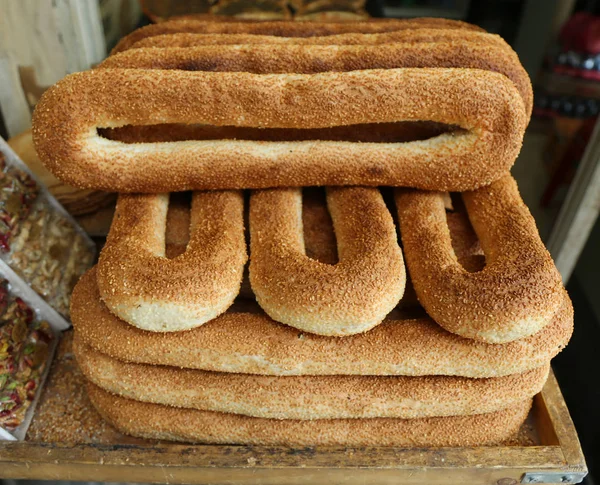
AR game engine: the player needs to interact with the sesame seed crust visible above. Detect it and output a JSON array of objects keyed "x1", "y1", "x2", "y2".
[
  {"x1": 249, "y1": 187, "x2": 405, "y2": 336},
  {"x1": 130, "y1": 29, "x2": 507, "y2": 51},
  {"x1": 72, "y1": 267, "x2": 572, "y2": 377},
  {"x1": 97, "y1": 190, "x2": 247, "y2": 332},
  {"x1": 32, "y1": 66, "x2": 526, "y2": 193},
  {"x1": 75, "y1": 337, "x2": 548, "y2": 420},
  {"x1": 103, "y1": 35, "x2": 531, "y2": 118},
  {"x1": 396, "y1": 175, "x2": 564, "y2": 343},
  {"x1": 88, "y1": 383, "x2": 531, "y2": 447}
]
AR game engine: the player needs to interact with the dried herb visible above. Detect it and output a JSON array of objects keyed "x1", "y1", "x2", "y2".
[
  {"x1": 0, "y1": 154, "x2": 38, "y2": 253},
  {"x1": 0, "y1": 279, "x2": 53, "y2": 432}
]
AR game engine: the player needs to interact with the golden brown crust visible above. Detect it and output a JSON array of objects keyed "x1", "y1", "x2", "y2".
[
  {"x1": 96, "y1": 191, "x2": 246, "y2": 332},
  {"x1": 396, "y1": 176, "x2": 564, "y2": 343},
  {"x1": 88, "y1": 384, "x2": 531, "y2": 446},
  {"x1": 72, "y1": 268, "x2": 573, "y2": 377},
  {"x1": 129, "y1": 28, "x2": 509, "y2": 49},
  {"x1": 75, "y1": 338, "x2": 548, "y2": 420},
  {"x1": 249, "y1": 187, "x2": 405, "y2": 335},
  {"x1": 32, "y1": 68, "x2": 526, "y2": 192},
  {"x1": 111, "y1": 18, "x2": 484, "y2": 54},
  {"x1": 106, "y1": 35, "x2": 531, "y2": 118}
]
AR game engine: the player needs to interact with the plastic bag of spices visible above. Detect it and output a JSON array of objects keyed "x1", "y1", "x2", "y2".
[
  {"x1": 0, "y1": 137, "x2": 95, "y2": 318},
  {"x1": 0, "y1": 261, "x2": 68, "y2": 440}
]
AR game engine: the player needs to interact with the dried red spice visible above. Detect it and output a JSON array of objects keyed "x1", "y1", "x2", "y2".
[{"x1": 0, "y1": 278, "x2": 53, "y2": 432}]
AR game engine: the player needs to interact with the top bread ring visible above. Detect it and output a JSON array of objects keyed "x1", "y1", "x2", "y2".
[
  {"x1": 97, "y1": 190, "x2": 247, "y2": 332},
  {"x1": 395, "y1": 175, "x2": 564, "y2": 343},
  {"x1": 111, "y1": 17, "x2": 484, "y2": 53},
  {"x1": 33, "y1": 67, "x2": 526, "y2": 192},
  {"x1": 249, "y1": 186, "x2": 405, "y2": 336}
]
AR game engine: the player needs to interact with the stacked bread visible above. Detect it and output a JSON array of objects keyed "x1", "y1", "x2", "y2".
[
  {"x1": 141, "y1": 0, "x2": 367, "y2": 22},
  {"x1": 31, "y1": 18, "x2": 572, "y2": 447}
]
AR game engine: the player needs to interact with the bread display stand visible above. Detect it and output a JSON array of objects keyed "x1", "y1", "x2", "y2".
[{"x1": 0, "y1": 333, "x2": 588, "y2": 485}]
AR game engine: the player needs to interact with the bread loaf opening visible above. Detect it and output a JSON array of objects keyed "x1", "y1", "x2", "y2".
[
  {"x1": 302, "y1": 188, "x2": 338, "y2": 265},
  {"x1": 99, "y1": 121, "x2": 460, "y2": 144},
  {"x1": 165, "y1": 193, "x2": 192, "y2": 259},
  {"x1": 446, "y1": 196, "x2": 485, "y2": 273}
]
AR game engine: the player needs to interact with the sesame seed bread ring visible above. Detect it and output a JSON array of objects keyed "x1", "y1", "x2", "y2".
[
  {"x1": 72, "y1": 268, "x2": 573, "y2": 377},
  {"x1": 396, "y1": 176, "x2": 564, "y2": 344},
  {"x1": 128, "y1": 29, "x2": 516, "y2": 50},
  {"x1": 88, "y1": 384, "x2": 531, "y2": 447},
  {"x1": 111, "y1": 17, "x2": 484, "y2": 53},
  {"x1": 100, "y1": 41, "x2": 531, "y2": 119},
  {"x1": 249, "y1": 187, "x2": 405, "y2": 336},
  {"x1": 32, "y1": 68, "x2": 526, "y2": 193},
  {"x1": 75, "y1": 337, "x2": 549, "y2": 420},
  {"x1": 96, "y1": 190, "x2": 246, "y2": 332}
]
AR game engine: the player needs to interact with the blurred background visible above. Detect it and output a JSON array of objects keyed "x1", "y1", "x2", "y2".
[{"x1": 0, "y1": 0, "x2": 599, "y2": 483}]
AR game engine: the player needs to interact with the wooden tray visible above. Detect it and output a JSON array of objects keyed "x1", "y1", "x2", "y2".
[{"x1": 0, "y1": 332, "x2": 588, "y2": 485}]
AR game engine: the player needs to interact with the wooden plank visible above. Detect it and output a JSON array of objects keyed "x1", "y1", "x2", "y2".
[
  {"x1": 0, "y1": 444, "x2": 567, "y2": 485},
  {"x1": 0, "y1": 52, "x2": 31, "y2": 137},
  {"x1": 0, "y1": 0, "x2": 108, "y2": 137},
  {"x1": 547, "y1": 117, "x2": 600, "y2": 282},
  {"x1": 0, "y1": 442, "x2": 565, "y2": 470},
  {"x1": 541, "y1": 371, "x2": 587, "y2": 471},
  {"x1": 67, "y1": 0, "x2": 107, "y2": 67},
  {"x1": 533, "y1": 393, "x2": 560, "y2": 447},
  {"x1": 0, "y1": 0, "x2": 69, "y2": 86}
]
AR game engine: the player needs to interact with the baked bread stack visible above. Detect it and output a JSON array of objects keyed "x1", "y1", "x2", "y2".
[{"x1": 31, "y1": 17, "x2": 572, "y2": 447}]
